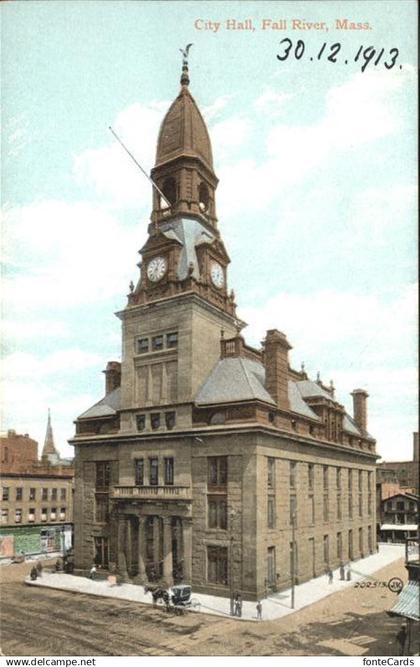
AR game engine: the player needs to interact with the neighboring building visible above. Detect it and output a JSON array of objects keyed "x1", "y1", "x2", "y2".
[
  {"x1": 379, "y1": 492, "x2": 419, "y2": 543},
  {"x1": 388, "y1": 538, "x2": 420, "y2": 654},
  {"x1": 376, "y1": 467, "x2": 403, "y2": 538},
  {"x1": 0, "y1": 470, "x2": 73, "y2": 558},
  {"x1": 0, "y1": 414, "x2": 74, "y2": 559},
  {"x1": 378, "y1": 433, "x2": 420, "y2": 496},
  {"x1": 0, "y1": 430, "x2": 38, "y2": 473},
  {"x1": 70, "y1": 54, "x2": 378, "y2": 600}
]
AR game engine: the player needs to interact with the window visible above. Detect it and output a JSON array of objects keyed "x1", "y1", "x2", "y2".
[
  {"x1": 267, "y1": 458, "x2": 275, "y2": 488},
  {"x1": 337, "y1": 495, "x2": 342, "y2": 520},
  {"x1": 28, "y1": 508, "x2": 35, "y2": 523},
  {"x1": 165, "y1": 412, "x2": 176, "y2": 430},
  {"x1": 150, "y1": 413, "x2": 160, "y2": 430},
  {"x1": 95, "y1": 495, "x2": 109, "y2": 523},
  {"x1": 96, "y1": 462, "x2": 111, "y2": 490},
  {"x1": 268, "y1": 496, "x2": 276, "y2": 528},
  {"x1": 207, "y1": 545, "x2": 228, "y2": 585},
  {"x1": 368, "y1": 525, "x2": 373, "y2": 552},
  {"x1": 396, "y1": 501, "x2": 405, "y2": 511},
  {"x1": 336, "y1": 468, "x2": 341, "y2": 490},
  {"x1": 323, "y1": 466, "x2": 329, "y2": 489},
  {"x1": 42, "y1": 488, "x2": 48, "y2": 501},
  {"x1": 164, "y1": 458, "x2": 174, "y2": 485},
  {"x1": 51, "y1": 488, "x2": 58, "y2": 501},
  {"x1": 323, "y1": 494, "x2": 329, "y2": 521},
  {"x1": 137, "y1": 337, "x2": 149, "y2": 354},
  {"x1": 290, "y1": 495, "x2": 297, "y2": 525},
  {"x1": 309, "y1": 495, "x2": 315, "y2": 524},
  {"x1": 50, "y1": 508, "x2": 57, "y2": 521},
  {"x1": 323, "y1": 534, "x2": 329, "y2": 564},
  {"x1": 358, "y1": 470, "x2": 363, "y2": 491},
  {"x1": 358, "y1": 494, "x2": 363, "y2": 517},
  {"x1": 267, "y1": 546, "x2": 276, "y2": 586},
  {"x1": 61, "y1": 488, "x2": 66, "y2": 501},
  {"x1": 208, "y1": 457, "x2": 228, "y2": 488},
  {"x1": 348, "y1": 469, "x2": 353, "y2": 491},
  {"x1": 94, "y1": 536, "x2": 109, "y2": 568},
  {"x1": 2, "y1": 487, "x2": 9, "y2": 501},
  {"x1": 16, "y1": 487, "x2": 23, "y2": 501},
  {"x1": 208, "y1": 497, "x2": 227, "y2": 529},
  {"x1": 290, "y1": 461, "x2": 297, "y2": 488},
  {"x1": 358, "y1": 527, "x2": 363, "y2": 554},
  {"x1": 198, "y1": 182, "x2": 210, "y2": 212},
  {"x1": 368, "y1": 493, "x2": 372, "y2": 515},
  {"x1": 152, "y1": 335, "x2": 164, "y2": 351},
  {"x1": 135, "y1": 459, "x2": 144, "y2": 486},
  {"x1": 337, "y1": 532, "x2": 343, "y2": 560},
  {"x1": 136, "y1": 414, "x2": 146, "y2": 431},
  {"x1": 15, "y1": 509, "x2": 22, "y2": 524},
  {"x1": 41, "y1": 508, "x2": 47, "y2": 522},
  {"x1": 1, "y1": 509, "x2": 9, "y2": 524},
  {"x1": 368, "y1": 471, "x2": 372, "y2": 491},
  {"x1": 60, "y1": 508, "x2": 66, "y2": 520},
  {"x1": 166, "y1": 332, "x2": 178, "y2": 348},
  {"x1": 308, "y1": 464, "x2": 314, "y2": 490},
  {"x1": 348, "y1": 529, "x2": 353, "y2": 560},
  {"x1": 149, "y1": 458, "x2": 159, "y2": 485},
  {"x1": 29, "y1": 488, "x2": 36, "y2": 501}
]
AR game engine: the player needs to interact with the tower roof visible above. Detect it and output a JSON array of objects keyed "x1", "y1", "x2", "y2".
[
  {"x1": 42, "y1": 409, "x2": 59, "y2": 459},
  {"x1": 155, "y1": 50, "x2": 213, "y2": 170}
]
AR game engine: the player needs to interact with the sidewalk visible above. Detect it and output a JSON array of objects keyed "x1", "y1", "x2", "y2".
[{"x1": 25, "y1": 543, "x2": 405, "y2": 622}]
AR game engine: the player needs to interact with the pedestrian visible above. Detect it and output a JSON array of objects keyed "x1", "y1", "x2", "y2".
[
  {"x1": 234, "y1": 593, "x2": 242, "y2": 618},
  {"x1": 55, "y1": 558, "x2": 62, "y2": 572},
  {"x1": 36, "y1": 561, "x2": 43, "y2": 577},
  {"x1": 396, "y1": 622, "x2": 407, "y2": 656},
  {"x1": 327, "y1": 568, "x2": 333, "y2": 584},
  {"x1": 30, "y1": 566, "x2": 38, "y2": 581},
  {"x1": 346, "y1": 566, "x2": 351, "y2": 581},
  {"x1": 89, "y1": 563, "x2": 97, "y2": 580},
  {"x1": 256, "y1": 600, "x2": 262, "y2": 620},
  {"x1": 339, "y1": 563, "x2": 345, "y2": 581}
]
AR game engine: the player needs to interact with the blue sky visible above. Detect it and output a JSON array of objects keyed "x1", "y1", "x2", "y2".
[{"x1": 1, "y1": 0, "x2": 417, "y2": 460}]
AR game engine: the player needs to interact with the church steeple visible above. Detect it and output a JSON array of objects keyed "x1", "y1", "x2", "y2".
[{"x1": 42, "y1": 408, "x2": 59, "y2": 464}]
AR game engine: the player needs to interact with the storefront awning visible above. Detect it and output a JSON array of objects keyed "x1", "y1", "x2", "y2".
[
  {"x1": 380, "y1": 524, "x2": 418, "y2": 531},
  {"x1": 388, "y1": 580, "x2": 420, "y2": 621}
]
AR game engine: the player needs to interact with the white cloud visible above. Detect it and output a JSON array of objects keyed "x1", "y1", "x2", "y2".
[
  {"x1": 210, "y1": 116, "x2": 251, "y2": 161},
  {"x1": 254, "y1": 89, "x2": 294, "y2": 116},
  {"x1": 2, "y1": 200, "x2": 142, "y2": 310},
  {"x1": 73, "y1": 101, "x2": 168, "y2": 207}
]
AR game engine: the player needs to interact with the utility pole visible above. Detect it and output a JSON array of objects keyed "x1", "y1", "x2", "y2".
[
  {"x1": 229, "y1": 509, "x2": 235, "y2": 616},
  {"x1": 291, "y1": 512, "x2": 296, "y2": 609}
]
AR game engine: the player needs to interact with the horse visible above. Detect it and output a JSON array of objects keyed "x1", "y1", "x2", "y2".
[{"x1": 144, "y1": 585, "x2": 170, "y2": 609}]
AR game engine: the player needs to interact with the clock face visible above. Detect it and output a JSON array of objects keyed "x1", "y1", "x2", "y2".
[
  {"x1": 210, "y1": 262, "x2": 224, "y2": 288},
  {"x1": 147, "y1": 256, "x2": 167, "y2": 283}
]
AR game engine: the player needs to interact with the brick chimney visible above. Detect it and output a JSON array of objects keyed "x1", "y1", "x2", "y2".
[
  {"x1": 351, "y1": 388, "x2": 369, "y2": 433},
  {"x1": 103, "y1": 361, "x2": 121, "y2": 394},
  {"x1": 264, "y1": 329, "x2": 292, "y2": 411},
  {"x1": 413, "y1": 432, "x2": 419, "y2": 462}
]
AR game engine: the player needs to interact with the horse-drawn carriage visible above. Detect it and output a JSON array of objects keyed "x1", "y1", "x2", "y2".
[{"x1": 144, "y1": 583, "x2": 200, "y2": 614}]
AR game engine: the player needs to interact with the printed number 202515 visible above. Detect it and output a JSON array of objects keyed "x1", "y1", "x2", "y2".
[{"x1": 276, "y1": 39, "x2": 400, "y2": 73}]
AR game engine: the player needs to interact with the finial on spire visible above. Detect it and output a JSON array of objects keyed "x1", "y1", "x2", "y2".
[
  {"x1": 316, "y1": 371, "x2": 321, "y2": 383},
  {"x1": 301, "y1": 362, "x2": 305, "y2": 372},
  {"x1": 179, "y1": 43, "x2": 193, "y2": 86}
]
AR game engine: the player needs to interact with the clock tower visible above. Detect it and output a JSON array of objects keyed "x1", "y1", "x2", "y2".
[{"x1": 117, "y1": 50, "x2": 240, "y2": 433}]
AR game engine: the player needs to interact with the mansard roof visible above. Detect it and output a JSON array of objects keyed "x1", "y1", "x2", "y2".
[
  {"x1": 77, "y1": 387, "x2": 120, "y2": 419},
  {"x1": 195, "y1": 357, "x2": 276, "y2": 407}
]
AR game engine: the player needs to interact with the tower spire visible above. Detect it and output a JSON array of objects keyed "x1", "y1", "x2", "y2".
[
  {"x1": 179, "y1": 43, "x2": 193, "y2": 87},
  {"x1": 42, "y1": 408, "x2": 59, "y2": 463}
]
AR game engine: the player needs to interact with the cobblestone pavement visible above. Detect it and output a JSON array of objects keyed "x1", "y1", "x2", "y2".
[{"x1": 1, "y1": 557, "x2": 418, "y2": 656}]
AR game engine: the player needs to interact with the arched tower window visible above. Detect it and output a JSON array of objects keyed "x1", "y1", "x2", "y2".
[
  {"x1": 161, "y1": 177, "x2": 177, "y2": 208},
  {"x1": 198, "y1": 182, "x2": 210, "y2": 212}
]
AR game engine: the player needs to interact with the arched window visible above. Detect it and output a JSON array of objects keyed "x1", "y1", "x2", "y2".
[
  {"x1": 161, "y1": 177, "x2": 177, "y2": 208},
  {"x1": 198, "y1": 182, "x2": 210, "y2": 212}
]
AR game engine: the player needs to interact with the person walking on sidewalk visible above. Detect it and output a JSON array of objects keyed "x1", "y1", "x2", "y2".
[
  {"x1": 89, "y1": 564, "x2": 97, "y2": 580},
  {"x1": 396, "y1": 622, "x2": 408, "y2": 656},
  {"x1": 256, "y1": 600, "x2": 262, "y2": 620},
  {"x1": 326, "y1": 567, "x2": 333, "y2": 584},
  {"x1": 36, "y1": 561, "x2": 43, "y2": 577}
]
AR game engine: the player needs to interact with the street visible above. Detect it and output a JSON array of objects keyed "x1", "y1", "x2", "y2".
[{"x1": 1, "y1": 557, "x2": 417, "y2": 656}]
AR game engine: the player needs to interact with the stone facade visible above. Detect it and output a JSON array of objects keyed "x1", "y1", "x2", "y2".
[{"x1": 71, "y1": 55, "x2": 378, "y2": 600}]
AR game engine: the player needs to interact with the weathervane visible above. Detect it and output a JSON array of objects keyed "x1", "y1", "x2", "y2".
[{"x1": 179, "y1": 43, "x2": 193, "y2": 86}]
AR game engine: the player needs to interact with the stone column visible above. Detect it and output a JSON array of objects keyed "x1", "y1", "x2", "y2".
[
  {"x1": 117, "y1": 514, "x2": 129, "y2": 582},
  {"x1": 133, "y1": 515, "x2": 147, "y2": 584},
  {"x1": 126, "y1": 516, "x2": 132, "y2": 575},
  {"x1": 162, "y1": 517, "x2": 173, "y2": 586},
  {"x1": 152, "y1": 516, "x2": 161, "y2": 579},
  {"x1": 182, "y1": 517, "x2": 193, "y2": 583}
]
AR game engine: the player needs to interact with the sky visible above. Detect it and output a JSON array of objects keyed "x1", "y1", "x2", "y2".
[{"x1": 1, "y1": 0, "x2": 418, "y2": 461}]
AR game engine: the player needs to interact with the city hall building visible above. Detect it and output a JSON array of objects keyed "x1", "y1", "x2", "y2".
[{"x1": 71, "y1": 55, "x2": 378, "y2": 600}]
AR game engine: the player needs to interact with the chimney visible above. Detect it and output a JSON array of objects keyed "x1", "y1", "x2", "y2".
[
  {"x1": 264, "y1": 329, "x2": 292, "y2": 411},
  {"x1": 103, "y1": 361, "x2": 121, "y2": 394},
  {"x1": 413, "y1": 432, "x2": 419, "y2": 462},
  {"x1": 351, "y1": 388, "x2": 369, "y2": 433}
]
